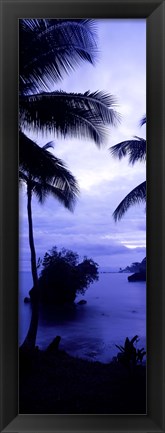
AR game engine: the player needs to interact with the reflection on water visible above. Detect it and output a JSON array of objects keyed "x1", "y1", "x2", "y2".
[{"x1": 19, "y1": 272, "x2": 146, "y2": 363}]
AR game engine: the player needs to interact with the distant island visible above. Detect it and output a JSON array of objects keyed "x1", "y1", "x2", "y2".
[{"x1": 119, "y1": 258, "x2": 146, "y2": 282}]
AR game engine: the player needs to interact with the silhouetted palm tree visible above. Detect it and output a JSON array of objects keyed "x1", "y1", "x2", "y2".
[
  {"x1": 19, "y1": 131, "x2": 79, "y2": 351},
  {"x1": 20, "y1": 19, "x2": 120, "y2": 149},
  {"x1": 112, "y1": 181, "x2": 146, "y2": 221},
  {"x1": 19, "y1": 19, "x2": 119, "y2": 350},
  {"x1": 20, "y1": 90, "x2": 119, "y2": 147},
  {"x1": 20, "y1": 19, "x2": 98, "y2": 95},
  {"x1": 110, "y1": 118, "x2": 146, "y2": 221}
]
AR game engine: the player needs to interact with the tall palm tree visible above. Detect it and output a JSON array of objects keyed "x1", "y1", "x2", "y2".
[
  {"x1": 110, "y1": 118, "x2": 146, "y2": 221},
  {"x1": 19, "y1": 19, "x2": 119, "y2": 350},
  {"x1": 19, "y1": 131, "x2": 79, "y2": 351}
]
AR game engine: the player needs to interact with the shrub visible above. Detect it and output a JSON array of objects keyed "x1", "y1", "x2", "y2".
[
  {"x1": 29, "y1": 247, "x2": 99, "y2": 305},
  {"x1": 115, "y1": 335, "x2": 146, "y2": 368}
]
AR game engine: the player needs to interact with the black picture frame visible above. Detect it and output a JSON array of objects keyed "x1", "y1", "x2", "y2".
[{"x1": 0, "y1": 0, "x2": 165, "y2": 431}]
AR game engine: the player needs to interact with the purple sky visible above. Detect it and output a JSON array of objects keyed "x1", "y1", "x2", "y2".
[{"x1": 19, "y1": 19, "x2": 146, "y2": 271}]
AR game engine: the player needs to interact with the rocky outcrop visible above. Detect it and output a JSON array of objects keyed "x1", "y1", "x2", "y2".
[
  {"x1": 120, "y1": 257, "x2": 146, "y2": 274},
  {"x1": 119, "y1": 257, "x2": 146, "y2": 282},
  {"x1": 128, "y1": 272, "x2": 146, "y2": 282}
]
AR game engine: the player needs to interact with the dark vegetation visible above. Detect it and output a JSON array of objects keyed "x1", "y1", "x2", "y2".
[
  {"x1": 120, "y1": 257, "x2": 146, "y2": 274},
  {"x1": 19, "y1": 346, "x2": 146, "y2": 414},
  {"x1": 19, "y1": 19, "x2": 119, "y2": 351},
  {"x1": 19, "y1": 19, "x2": 146, "y2": 415},
  {"x1": 128, "y1": 272, "x2": 146, "y2": 282},
  {"x1": 110, "y1": 117, "x2": 146, "y2": 221},
  {"x1": 120, "y1": 257, "x2": 146, "y2": 281},
  {"x1": 29, "y1": 247, "x2": 99, "y2": 305},
  {"x1": 115, "y1": 335, "x2": 146, "y2": 366}
]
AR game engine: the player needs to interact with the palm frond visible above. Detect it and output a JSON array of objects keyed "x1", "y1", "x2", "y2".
[
  {"x1": 139, "y1": 115, "x2": 146, "y2": 127},
  {"x1": 19, "y1": 131, "x2": 55, "y2": 181},
  {"x1": 20, "y1": 91, "x2": 120, "y2": 146},
  {"x1": 19, "y1": 170, "x2": 28, "y2": 184},
  {"x1": 33, "y1": 181, "x2": 78, "y2": 211},
  {"x1": 113, "y1": 181, "x2": 146, "y2": 221},
  {"x1": 19, "y1": 131, "x2": 79, "y2": 210},
  {"x1": 19, "y1": 19, "x2": 98, "y2": 94},
  {"x1": 42, "y1": 141, "x2": 54, "y2": 151},
  {"x1": 110, "y1": 137, "x2": 146, "y2": 164}
]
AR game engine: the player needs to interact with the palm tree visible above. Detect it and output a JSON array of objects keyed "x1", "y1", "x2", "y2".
[
  {"x1": 20, "y1": 90, "x2": 119, "y2": 147},
  {"x1": 19, "y1": 131, "x2": 79, "y2": 351},
  {"x1": 19, "y1": 19, "x2": 98, "y2": 95},
  {"x1": 110, "y1": 118, "x2": 146, "y2": 221},
  {"x1": 20, "y1": 19, "x2": 120, "y2": 150},
  {"x1": 19, "y1": 19, "x2": 119, "y2": 350}
]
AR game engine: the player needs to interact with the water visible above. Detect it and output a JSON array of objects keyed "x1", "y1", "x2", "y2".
[{"x1": 19, "y1": 271, "x2": 146, "y2": 363}]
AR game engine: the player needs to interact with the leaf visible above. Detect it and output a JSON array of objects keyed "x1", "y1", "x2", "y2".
[
  {"x1": 113, "y1": 181, "x2": 146, "y2": 221},
  {"x1": 20, "y1": 19, "x2": 99, "y2": 94},
  {"x1": 110, "y1": 137, "x2": 146, "y2": 165},
  {"x1": 20, "y1": 90, "x2": 120, "y2": 146},
  {"x1": 131, "y1": 335, "x2": 139, "y2": 344},
  {"x1": 115, "y1": 344, "x2": 125, "y2": 352},
  {"x1": 19, "y1": 130, "x2": 79, "y2": 211},
  {"x1": 140, "y1": 115, "x2": 146, "y2": 127}
]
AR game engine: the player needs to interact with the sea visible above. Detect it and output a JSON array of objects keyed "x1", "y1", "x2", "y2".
[{"x1": 19, "y1": 271, "x2": 146, "y2": 363}]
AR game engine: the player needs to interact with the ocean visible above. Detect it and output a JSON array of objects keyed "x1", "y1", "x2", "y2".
[{"x1": 19, "y1": 271, "x2": 146, "y2": 363}]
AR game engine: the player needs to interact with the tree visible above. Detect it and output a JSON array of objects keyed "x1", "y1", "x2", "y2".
[
  {"x1": 20, "y1": 19, "x2": 120, "y2": 151},
  {"x1": 20, "y1": 90, "x2": 119, "y2": 147},
  {"x1": 29, "y1": 247, "x2": 99, "y2": 305},
  {"x1": 110, "y1": 117, "x2": 146, "y2": 221},
  {"x1": 19, "y1": 19, "x2": 119, "y2": 350},
  {"x1": 19, "y1": 132, "x2": 79, "y2": 351},
  {"x1": 19, "y1": 19, "x2": 99, "y2": 95}
]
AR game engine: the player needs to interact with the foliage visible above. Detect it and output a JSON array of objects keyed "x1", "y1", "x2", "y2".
[
  {"x1": 19, "y1": 131, "x2": 79, "y2": 210},
  {"x1": 20, "y1": 91, "x2": 120, "y2": 147},
  {"x1": 113, "y1": 181, "x2": 146, "y2": 222},
  {"x1": 20, "y1": 19, "x2": 120, "y2": 148},
  {"x1": 120, "y1": 257, "x2": 146, "y2": 274},
  {"x1": 110, "y1": 136, "x2": 146, "y2": 165},
  {"x1": 19, "y1": 19, "x2": 118, "y2": 350},
  {"x1": 30, "y1": 247, "x2": 99, "y2": 305},
  {"x1": 19, "y1": 19, "x2": 98, "y2": 94},
  {"x1": 19, "y1": 135, "x2": 79, "y2": 351},
  {"x1": 115, "y1": 335, "x2": 146, "y2": 367},
  {"x1": 110, "y1": 117, "x2": 146, "y2": 221}
]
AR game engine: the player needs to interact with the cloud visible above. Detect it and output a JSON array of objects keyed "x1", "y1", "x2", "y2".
[{"x1": 19, "y1": 19, "x2": 146, "y2": 272}]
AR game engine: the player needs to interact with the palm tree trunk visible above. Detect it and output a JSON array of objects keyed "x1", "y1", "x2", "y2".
[{"x1": 20, "y1": 182, "x2": 39, "y2": 352}]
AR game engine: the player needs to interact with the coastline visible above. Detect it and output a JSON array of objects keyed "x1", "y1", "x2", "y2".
[{"x1": 19, "y1": 272, "x2": 146, "y2": 362}]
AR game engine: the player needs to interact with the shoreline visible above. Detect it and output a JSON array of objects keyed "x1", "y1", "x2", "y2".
[{"x1": 19, "y1": 273, "x2": 146, "y2": 363}]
